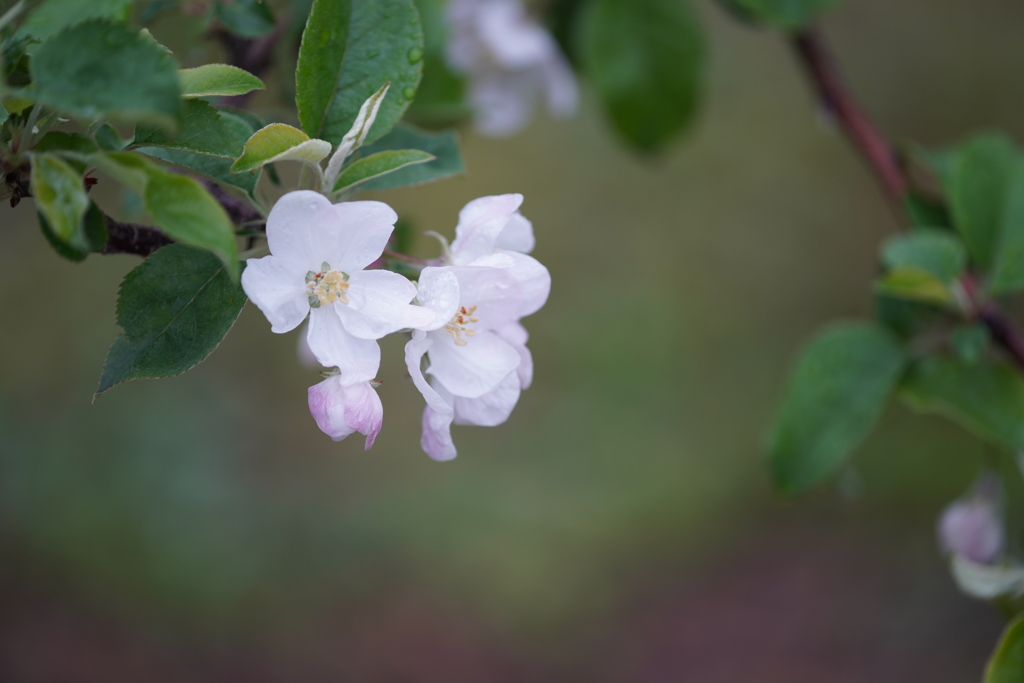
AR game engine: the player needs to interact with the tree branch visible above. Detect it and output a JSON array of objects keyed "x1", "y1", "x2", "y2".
[{"x1": 790, "y1": 27, "x2": 1024, "y2": 372}]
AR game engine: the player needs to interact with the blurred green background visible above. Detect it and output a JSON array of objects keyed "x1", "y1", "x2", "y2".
[{"x1": 3, "y1": 0, "x2": 1023, "y2": 679}]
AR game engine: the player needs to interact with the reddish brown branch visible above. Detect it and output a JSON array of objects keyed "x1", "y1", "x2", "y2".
[{"x1": 791, "y1": 28, "x2": 1024, "y2": 372}]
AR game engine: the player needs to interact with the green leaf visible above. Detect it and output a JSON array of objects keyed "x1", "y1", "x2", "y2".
[
  {"x1": 30, "y1": 152, "x2": 90, "y2": 253},
  {"x1": 952, "y1": 324, "x2": 991, "y2": 364},
  {"x1": 901, "y1": 356, "x2": 1024, "y2": 452},
  {"x1": 332, "y1": 149, "x2": 433, "y2": 193},
  {"x1": 94, "y1": 123, "x2": 133, "y2": 151},
  {"x1": 92, "y1": 152, "x2": 239, "y2": 276},
  {"x1": 19, "y1": 0, "x2": 132, "y2": 42},
  {"x1": 34, "y1": 131, "x2": 99, "y2": 156},
  {"x1": 581, "y1": 0, "x2": 704, "y2": 152},
  {"x1": 876, "y1": 267, "x2": 955, "y2": 307},
  {"x1": 213, "y1": 0, "x2": 275, "y2": 38},
  {"x1": 357, "y1": 124, "x2": 464, "y2": 190},
  {"x1": 179, "y1": 64, "x2": 265, "y2": 98},
  {"x1": 989, "y1": 159, "x2": 1024, "y2": 295},
  {"x1": 881, "y1": 229, "x2": 967, "y2": 284},
  {"x1": 31, "y1": 20, "x2": 182, "y2": 131},
  {"x1": 946, "y1": 132, "x2": 1017, "y2": 270},
  {"x1": 230, "y1": 123, "x2": 331, "y2": 173},
  {"x1": 985, "y1": 615, "x2": 1024, "y2": 683},
  {"x1": 38, "y1": 200, "x2": 107, "y2": 261},
  {"x1": 769, "y1": 322, "x2": 907, "y2": 496},
  {"x1": 407, "y1": 0, "x2": 466, "y2": 123},
  {"x1": 874, "y1": 294, "x2": 943, "y2": 340},
  {"x1": 137, "y1": 146, "x2": 258, "y2": 196},
  {"x1": 723, "y1": 0, "x2": 840, "y2": 30},
  {"x1": 296, "y1": 0, "x2": 423, "y2": 145},
  {"x1": 96, "y1": 245, "x2": 247, "y2": 396},
  {"x1": 904, "y1": 191, "x2": 951, "y2": 230},
  {"x1": 134, "y1": 99, "x2": 247, "y2": 159}
]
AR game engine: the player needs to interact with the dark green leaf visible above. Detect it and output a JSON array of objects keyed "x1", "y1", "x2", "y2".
[
  {"x1": 30, "y1": 152, "x2": 90, "y2": 253},
  {"x1": 407, "y1": 0, "x2": 466, "y2": 123},
  {"x1": 141, "y1": 0, "x2": 178, "y2": 25},
  {"x1": 989, "y1": 159, "x2": 1024, "y2": 295},
  {"x1": 37, "y1": 200, "x2": 106, "y2": 261},
  {"x1": 952, "y1": 324, "x2": 991, "y2": 364},
  {"x1": 901, "y1": 356, "x2": 1024, "y2": 452},
  {"x1": 19, "y1": 0, "x2": 132, "y2": 42},
  {"x1": 214, "y1": 0, "x2": 274, "y2": 38},
  {"x1": 723, "y1": 0, "x2": 840, "y2": 30},
  {"x1": 946, "y1": 132, "x2": 1017, "y2": 270},
  {"x1": 358, "y1": 124, "x2": 464, "y2": 190},
  {"x1": 332, "y1": 149, "x2": 433, "y2": 193},
  {"x1": 904, "y1": 191, "x2": 951, "y2": 230},
  {"x1": 96, "y1": 245, "x2": 247, "y2": 396},
  {"x1": 134, "y1": 99, "x2": 247, "y2": 159},
  {"x1": 769, "y1": 322, "x2": 907, "y2": 495},
  {"x1": 296, "y1": 0, "x2": 423, "y2": 145},
  {"x1": 581, "y1": 0, "x2": 704, "y2": 152},
  {"x1": 874, "y1": 294, "x2": 943, "y2": 340},
  {"x1": 179, "y1": 64, "x2": 265, "y2": 98},
  {"x1": 137, "y1": 146, "x2": 258, "y2": 195},
  {"x1": 34, "y1": 131, "x2": 99, "y2": 156},
  {"x1": 881, "y1": 229, "x2": 967, "y2": 284},
  {"x1": 94, "y1": 123, "x2": 133, "y2": 151},
  {"x1": 985, "y1": 615, "x2": 1024, "y2": 683},
  {"x1": 31, "y1": 20, "x2": 182, "y2": 131}
]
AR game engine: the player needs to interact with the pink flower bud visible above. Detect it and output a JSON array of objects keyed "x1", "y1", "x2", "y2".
[
  {"x1": 938, "y1": 496, "x2": 1004, "y2": 565},
  {"x1": 308, "y1": 376, "x2": 383, "y2": 451}
]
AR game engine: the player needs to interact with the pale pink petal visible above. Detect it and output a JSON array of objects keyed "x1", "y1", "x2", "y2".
[
  {"x1": 541, "y1": 51, "x2": 579, "y2": 119},
  {"x1": 307, "y1": 305, "x2": 380, "y2": 382},
  {"x1": 475, "y1": 0, "x2": 554, "y2": 69},
  {"x1": 494, "y1": 212, "x2": 534, "y2": 253},
  {"x1": 453, "y1": 370, "x2": 521, "y2": 426},
  {"x1": 241, "y1": 255, "x2": 309, "y2": 333},
  {"x1": 501, "y1": 251, "x2": 550, "y2": 318},
  {"x1": 415, "y1": 267, "x2": 461, "y2": 331},
  {"x1": 939, "y1": 499, "x2": 1004, "y2": 565},
  {"x1": 427, "y1": 328, "x2": 520, "y2": 398},
  {"x1": 330, "y1": 201, "x2": 399, "y2": 274},
  {"x1": 422, "y1": 403, "x2": 457, "y2": 461},
  {"x1": 404, "y1": 331, "x2": 455, "y2": 413},
  {"x1": 264, "y1": 190, "x2": 336, "y2": 270},
  {"x1": 494, "y1": 322, "x2": 532, "y2": 389},
  {"x1": 448, "y1": 264, "x2": 524, "y2": 328},
  {"x1": 338, "y1": 269, "x2": 436, "y2": 339},
  {"x1": 308, "y1": 377, "x2": 383, "y2": 450},
  {"x1": 451, "y1": 193, "x2": 523, "y2": 264}
]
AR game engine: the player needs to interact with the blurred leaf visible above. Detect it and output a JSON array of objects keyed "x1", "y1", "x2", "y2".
[
  {"x1": 881, "y1": 229, "x2": 967, "y2": 284},
  {"x1": 96, "y1": 245, "x2": 247, "y2": 396},
  {"x1": 332, "y1": 149, "x2": 433, "y2": 193},
  {"x1": 901, "y1": 356, "x2": 1024, "y2": 452},
  {"x1": 31, "y1": 20, "x2": 181, "y2": 131},
  {"x1": 92, "y1": 152, "x2": 239, "y2": 276},
  {"x1": 904, "y1": 191, "x2": 951, "y2": 230},
  {"x1": 134, "y1": 99, "x2": 246, "y2": 159},
  {"x1": 721, "y1": 0, "x2": 840, "y2": 30},
  {"x1": 769, "y1": 322, "x2": 907, "y2": 496},
  {"x1": 137, "y1": 146, "x2": 258, "y2": 196},
  {"x1": 34, "y1": 131, "x2": 99, "y2": 155},
  {"x1": 985, "y1": 615, "x2": 1024, "y2": 683},
  {"x1": 952, "y1": 324, "x2": 991, "y2": 364},
  {"x1": 876, "y1": 267, "x2": 955, "y2": 307},
  {"x1": 141, "y1": 0, "x2": 178, "y2": 25},
  {"x1": 358, "y1": 124, "x2": 464, "y2": 190},
  {"x1": 214, "y1": 0, "x2": 274, "y2": 38},
  {"x1": 296, "y1": 0, "x2": 423, "y2": 145},
  {"x1": 989, "y1": 160, "x2": 1024, "y2": 295},
  {"x1": 30, "y1": 152, "x2": 90, "y2": 254},
  {"x1": 874, "y1": 294, "x2": 943, "y2": 340},
  {"x1": 37, "y1": 200, "x2": 107, "y2": 261},
  {"x1": 94, "y1": 123, "x2": 132, "y2": 151},
  {"x1": 408, "y1": 0, "x2": 466, "y2": 123},
  {"x1": 581, "y1": 0, "x2": 704, "y2": 152},
  {"x1": 231, "y1": 123, "x2": 331, "y2": 173},
  {"x1": 19, "y1": 0, "x2": 132, "y2": 41},
  {"x1": 179, "y1": 64, "x2": 265, "y2": 98},
  {"x1": 945, "y1": 132, "x2": 1017, "y2": 270}
]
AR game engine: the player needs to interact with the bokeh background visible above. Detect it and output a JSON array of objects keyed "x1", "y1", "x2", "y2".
[{"x1": 4, "y1": 0, "x2": 1024, "y2": 679}]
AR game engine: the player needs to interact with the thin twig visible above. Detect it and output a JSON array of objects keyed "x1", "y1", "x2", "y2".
[{"x1": 383, "y1": 248, "x2": 427, "y2": 265}]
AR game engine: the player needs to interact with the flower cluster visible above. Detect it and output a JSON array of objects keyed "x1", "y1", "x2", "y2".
[{"x1": 241, "y1": 191, "x2": 550, "y2": 460}]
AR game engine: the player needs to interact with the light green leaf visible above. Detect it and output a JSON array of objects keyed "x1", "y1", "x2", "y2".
[
  {"x1": 92, "y1": 152, "x2": 239, "y2": 276},
  {"x1": 722, "y1": 0, "x2": 840, "y2": 30},
  {"x1": 876, "y1": 267, "x2": 955, "y2": 306},
  {"x1": 769, "y1": 322, "x2": 907, "y2": 496},
  {"x1": 96, "y1": 245, "x2": 247, "y2": 396},
  {"x1": 985, "y1": 615, "x2": 1024, "y2": 683},
  {"x1": 19, "y1": 0, "x2": 132, "y2": 41},
  {"x1": 901, "y1": 356, "x2": 1024, "y2": 452},
  {"x1": 38, "y1": 200, "x2": 107, "y2": 261},
  {"x1": 881, "y1": 229, "x2": 967, "y2": 284},
  {"x1": 989, "y1": 159, "x2": 1024, "y2": 295},
  {"x1": 296, "y1": 0, "x2": 423, "y2": 145},
  {"x1": 31, "y1": 20, "x2": 182, "y2": 131},
  {"x1": 332, "y1": 149, "x2": 433, "y2": 193},
  {"x1": 230, "y1": 123, "x2": 331, "y2": 173},
  {"x1": 134, "y1": 99, "x2": 247, "y2": 159},
  {"x1": 213, "y1": 0, "x2": 275, "y2": 38},
  {"x1": 323, "y1": 82, "x2": 391, "y2": 188},
  {"x1": 94, "y1": 123, "x2": 133, "y2": 151},
  {"x1": 946, "y1": 132, "x2": 1017, "y2": 270},
  {"x1": 581, "y1": 0, "x2": 704, "y2": 152},
  {"x1": 30, "y1": 152, "x2": 90, "y2": 253},
  {"x1": 358, "y1": 124, "x2": 464, "y2": 190},
  {"x1": 179, "y1": 64, "x2": 265, "y2": 98}
]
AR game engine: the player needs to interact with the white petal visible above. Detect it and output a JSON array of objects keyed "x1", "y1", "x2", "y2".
[
  {"x1": 307, "y1": 306, "x2": 381, "y2": 382},
  {"x1": 308, "y1": 377, "x2": 383, "y2": 450},
  {"x1": 339, "y1": 270, "x2": 436, "y2": 339},
  {"x1": 296, "y1": 321, "x2": 319, "y2": 369},
  {"x1": 453, "y1": 370, "x2": 521, "y2": 426},
  {"x1": 427, "y1": 328, "x2": 520, "y2": 398},
  {"x1": 241, "y1": 255, "x2": 309, "y2": 333},
  {"x1": 494, "y1": 322, "x2": 532, "y2": 389},
  {"x1": 448, "y1": 264, "x2": 524, "y2": 329},
  {"x1": 422, "y1": 403, "x2": 457, "y2": 461},
  {"x1": 331, "y1": 201, "x2": 399, "y2": 274},
  {"x1": 502, "y1": 251, "x2": 550, "y2": 318},
  {"x1": 404, "y1": 331, "x2": 455, "y2": 413},
  {"x1": 468, "y1": 70, "x2": 538, "y2": 138},
  {"x1": 541, "y1": 50, "x2": 579, "y2": 119},
  {"x1": 451, "y1": 193, "x2": 524, "y2": 264},
  {"x1": 494, "y1": 212, "x2": 535, "y2": 254},
  {"x1": 415, "y1": 267, "x2": 461, "y2": 331},
  {"x1": 476, "y1": 0, "x2": 554, "y2": 69},
  {"x1": 264, "y1": 190, "x2": 336, "y2": 270}
]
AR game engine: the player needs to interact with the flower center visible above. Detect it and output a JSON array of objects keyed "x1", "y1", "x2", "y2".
[
  {"x1": 445, "y1": 305, "x2": 479, "y2": 346},
  {"x1": 306, "y1": 262, "x2": 350, "y2": 308}
]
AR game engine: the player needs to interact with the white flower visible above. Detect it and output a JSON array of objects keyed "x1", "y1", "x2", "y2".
[
  {"x1": 939, "y1": 486, "x2": 1004, "y2": 566},
  {"x1": 308, "y1": 375, "x2": 384, "y2": 450},
  {"x1": 405, "y1": 194, "x2": 550, "y2": 460},
  {"x1": 446, "y1": 0, "x2": 578, "y2": 137},
  {"x1": 242, "y1": 190, "x2": 435, "y2": 384}
]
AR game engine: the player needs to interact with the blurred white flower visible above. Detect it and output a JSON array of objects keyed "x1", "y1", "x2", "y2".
[
  {"x1": 405, "y1": 194, "x2": 550, "y2": 460},
  {"x1": 308, "y1": 375, "x2": 384, "y2": 450},
  {"x1": 447, "y1": 0, "x2": 578, "y2": 137},
  {"x1": 938, "y1": 475, "x2": 1004, "y2": 565}
]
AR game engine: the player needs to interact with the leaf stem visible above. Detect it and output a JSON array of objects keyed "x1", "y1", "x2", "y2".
[{"x1": 383, "y1": 248, "x2": 427, "y2": 265}]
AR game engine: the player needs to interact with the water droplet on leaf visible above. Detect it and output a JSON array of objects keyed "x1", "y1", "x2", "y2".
[
  {"x1": 407, "y1": 47, "x2": 423, "y2": 64},
  {"x1": 402, "y1": 86, "x2": 416, "y2": 100}
]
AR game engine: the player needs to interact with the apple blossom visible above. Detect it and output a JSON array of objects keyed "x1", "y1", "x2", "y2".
[
  {"x1": 308, "y1": 373, "x2": 384, "y2": 450},
  {"x1": 938, "y1": 476, "x2": 1004, "y2": 565},
  {"x1": 446, "y1": 0, "x2": 578, "y2": 137}
]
